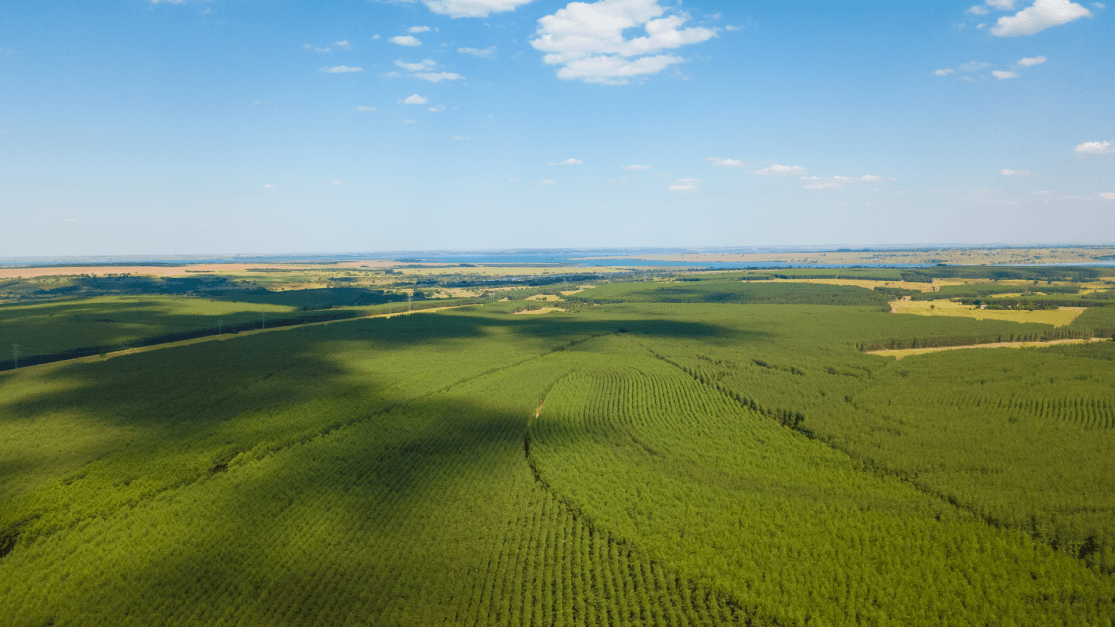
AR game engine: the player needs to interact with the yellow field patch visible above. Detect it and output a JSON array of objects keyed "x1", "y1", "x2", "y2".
[
  {"x1": 514, "y1": 307, "x2": 564, "y2": 315},
  {"x1": 526, "y1": 294, "x2": 562, "y2": 301},
  {"x1": 766, "y1": 278, "x2": 938, "y2": 292},
  {"x1": 889, "y1": 299, "x2": 1085, "y2": 327},
  {"x1": 869, "y1": 338, "x2": 1106, "y2": 360}
]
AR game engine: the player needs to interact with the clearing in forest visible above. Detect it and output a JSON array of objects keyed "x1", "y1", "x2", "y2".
[
  {"x1": 890, "y1": 299, "x2": 1085, "y2": 327},
  {"x1": 867, "y1": 337, "x2": 1107, "y2": 360}
]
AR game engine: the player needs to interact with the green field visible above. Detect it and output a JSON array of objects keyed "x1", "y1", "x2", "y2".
[{"x1": 2, "y1": 277, "x2": 1114, "y2": 625}]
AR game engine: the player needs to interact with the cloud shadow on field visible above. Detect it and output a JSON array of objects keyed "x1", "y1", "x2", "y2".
[
  {"x1": 0, "y1": 309, "x2": 759, "y2": 545},
  {"x1": 0, "y1": 309, "x2": 761, "y2": 624}
]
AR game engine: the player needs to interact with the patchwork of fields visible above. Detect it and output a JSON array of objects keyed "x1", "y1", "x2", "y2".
[{"x1": 2, "y1": 272, "x2": 1115, "y2": 625}]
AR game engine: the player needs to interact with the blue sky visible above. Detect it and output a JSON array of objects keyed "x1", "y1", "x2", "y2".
[{"x1": 1, "y1": 0, "x2": 1112, "y2": 256}]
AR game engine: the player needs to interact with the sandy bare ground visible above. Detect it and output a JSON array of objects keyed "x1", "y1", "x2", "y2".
[
  {"x1": 0, "y1": 305, "x2": 469, "y2": 375},
  {"x1": 514, "y1": 307, "x2": 564, "y2": 315},
  {"x1": 867, "y1": 337, "x2": 1106, "y2": 360}
]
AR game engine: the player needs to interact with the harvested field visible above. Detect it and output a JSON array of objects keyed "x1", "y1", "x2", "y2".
[
  {"x1": 890, "y1": 299, "x2": 1085, "y2": 327},
  {"x1": 867, "y1": 337, "x2": 1107, "y2": 360}
]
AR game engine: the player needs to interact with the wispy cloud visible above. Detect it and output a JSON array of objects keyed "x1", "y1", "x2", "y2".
[
  {"x1": 397, "y1": 59, "x2": 436, "y2": 72},
  {"x1": 992, "y1": 70, "x2": 1019, "y2": 79},
  {"x1": 553, "y1": 158, "x2": 583, "y2": 165},
  {"x1": 403, "y1": 119, "x2": 417, "y2": 124},
  {"x1": 538, "y1": 179, "x2": 557, "y2": 184},
  {"x1": 408, "y1": 26, "x2": 432, "y2": 33},
  {"x1": 335, "y1": 39, "x2": 352, "y2": 49},
  {"x1": 960, "y1": 60, "x2": 990, "y2": 71},
  {"x1": 1000, "y1": 168, "x2": 1034, "y2": 175},
  {"x1": 304, "y1": 43, "x2": 332, "y2": 53},
  {"x1": 1075, "y1": 140, "x2": 1113, "y2": 155},
  {"x1": 668, "y1": 178, "x2": 701, "y2": 192},
  {"x1": 991, "y1": 0, "x2": 1092, "y2": 36},
  {"x1": 531, "y1": 0, "x2": 717, "y2": 85},
  {"x1": 415, "y1": 72, "x2": 464, "y2": 82},
  {"x1": 1018, "y1": 55, "x2": 1047, "y2": 65},
  {"x1": 799, "y1": 174, "x2": 884, "y2": 189},
  {"x1": 421, "y1": 0, "x2": 535, "y2": 18},
  {"x1": 753, "y1": 164, "x2": 806, "y2": 176},
  {"x1": 622, "y1": 164, "x2": 653, "y2": 171},
  {"x1": 319, "y1": 65, "x2": 363, "y2": 73},
  {"x1": 707, "y1": 157, "x2": 746, "y2": 167},
  {"x1": 934, "y1": 68, "x2": 955, "y2": 76},
  {"x1": 390, "y1": 35, "x2": 422, "y2": 47},
  {"x1": 428, "y1": 104, "x2": 447, "y2": 112},
  {"x1": 458, "y1": 46, "x2": 497, "y2": 57},
  {"x1": 355, "y1": 105, "x2": 376, "y2": 111}
]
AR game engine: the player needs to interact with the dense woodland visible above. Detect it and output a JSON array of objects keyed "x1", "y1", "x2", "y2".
[{"x1": 1, "y1": 269, "x2": 1114, "y2": 625}]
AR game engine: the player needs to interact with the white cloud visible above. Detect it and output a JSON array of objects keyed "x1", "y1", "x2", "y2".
[
  {"x1": 409, "y1": 26, "x2": 432, "y2": 33},
  {"x1": 934, "y1": 68, "x2": 955, "y2": 76},
  {"x1": 402, "y1": 94, "x2": 429, "y2": 104},
  {"x1": 1018, "y1": 55, "x2": 1047, "y2": 65},
  {"x1": 967, "y1": 5, "x2": 991, "y2": 14},
  {"x1": 304, "y1": 43, "x2": 332, "y2": 52},
  {"x1": 623, "y1": 164, "x2": 653, "y2": 170},
  {"x1": 799, "y1": 174, "x2": 884, "y2": 189},
  {"x1": 1094, "y1": 2, "x2": 1107, "y2": 8},
  {"x1": 977, "y1": 22, "x2": 988, "y2": 28},
  {"x1": 335, "y1": 39, "x2": 352, "y2": 49},
  {"x1": 531, "y1": 0, "x2": 718, "y2": 85},
  {"x1": 458, "y1": 46, "x2": 497, "y2": 57},
  {"x1": 725, "y1": 25, "x2": 741, "y2": 31},
  {"x1": 390, "y1": 35, "x2": 422, "y2": 47},
  {"x1": 988, "y1": 0, "x2": 1016, "y2": 8},
  {"x1": 1000, "y1": 168, "x2": 1035, "y2": 175},
  {"x1": 992, "y1": 70, "x2": 1019, "y2": 79},
  {"x1": 1075, "y1": 140, "x2": 1113, "y2": 154},
  {"x1": 553, "y1": 54, "x2": 686, "y2": 84},
  {"x1": 668, "y1": 178, "x2": 701, "y2": 192},
  {"x1": 708, "y1": 158, "x2": 745, "y2": 167},
  {"x1": 319, "y1": 65, "x2": 363, "y2": 73},
  {"x1": 556, "y1": 158, "x2": 583, "y2": 165},
  {"x1": 539, "y1": 179, "x2": 557, "y2": 184},
  {"x1": 960, "y1": 60, "x2": 990, "y2": 71},
  {"x1": 396, "y1": 59, "x2": 436, "y2": 72},
  {"x1": 423, "y1": 0, "x2": 536, "y2": 18},
  {"x1": 428, "y1": 104, "x2": 447, "y2": 112},
  {"x1": 355, "y1": 105, "x2": 376, "y2": 111},
  {"x1": 991, "y1": 0, "x2": 1092, "y2": 36},
  {"x1": 372, "y1": 34, "x2": 381, "y2": 40},
  {"x1": 331, "y1": 181, "x2": 343, "y2": 185},
  {"x1": 415, "y1": 72, "x2": 465, "y2": 82},
  {"x1": 263, "y1": 184, "x2": 275, "y2": 189},
  {"x1": 753, "y1": 164, "x2": 806, "y2": 176}
]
